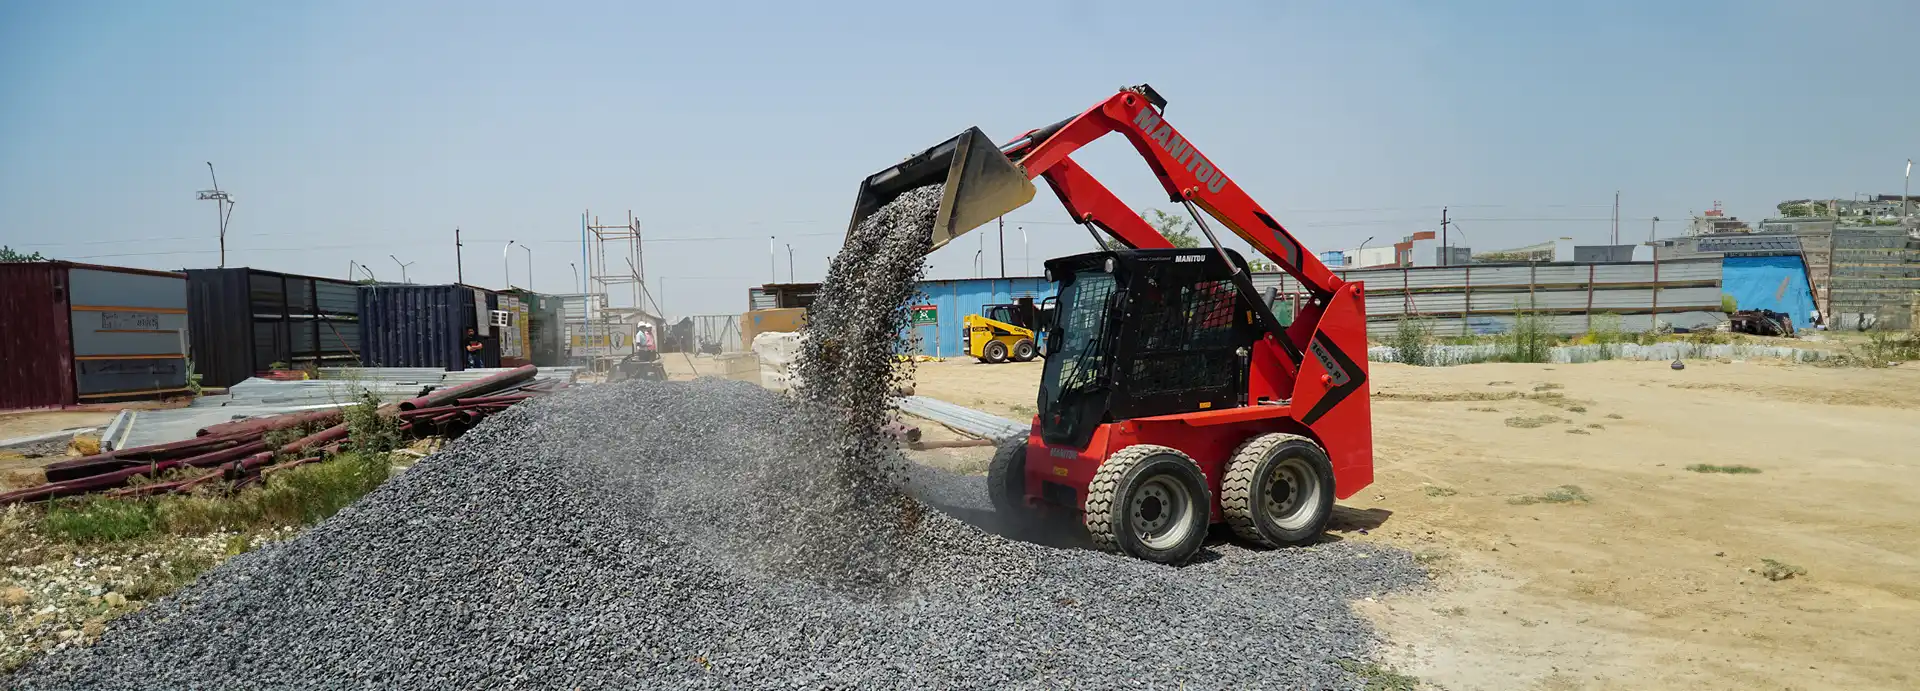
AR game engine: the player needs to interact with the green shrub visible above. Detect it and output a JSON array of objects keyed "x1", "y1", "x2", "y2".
[
  {"x1": 344, "y1": 390, "x2": 401, "y2": 455},
  {"x1": 1389, "y1": 317, "x2": 1435, "y2": 366},
  {"x1": 1500, "y1": 310, "x2": 1555, "y2": 363}
]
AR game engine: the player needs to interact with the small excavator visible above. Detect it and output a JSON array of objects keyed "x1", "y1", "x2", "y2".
[
  {"x1": 845, "y1": 84, "x2": 1372, "y2": 563},
  {"x1": 962, "y1": 297, "x2": 1053, "y2": 363}
]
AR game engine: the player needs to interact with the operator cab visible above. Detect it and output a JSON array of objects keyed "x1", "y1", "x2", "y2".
[{"x1": 1037, "y1": 248, "x2": 1264, "y2": 449}]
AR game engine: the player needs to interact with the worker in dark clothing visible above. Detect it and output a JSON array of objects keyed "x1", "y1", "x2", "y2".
[{"x1": 463, "y1": 327, "x2": 486, "y2": 369}]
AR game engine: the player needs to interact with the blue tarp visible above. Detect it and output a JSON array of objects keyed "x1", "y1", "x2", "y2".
[{"x1": 1721, "y1": 256, "x2": 1816, "y2": 330}]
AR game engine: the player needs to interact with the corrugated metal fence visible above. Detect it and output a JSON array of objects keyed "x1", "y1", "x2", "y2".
[{"x1": 1252, "y1": 258, "x2": 1726, "y2": 336}]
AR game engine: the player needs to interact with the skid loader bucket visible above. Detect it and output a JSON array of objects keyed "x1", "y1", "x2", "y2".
[{"x1": 844, "y1": 127, "x2": 1037, "y2": 253}]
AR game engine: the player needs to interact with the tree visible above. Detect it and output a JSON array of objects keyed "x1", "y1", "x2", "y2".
[
  {"x1": 1247, "y1": 258, "x2": 1278, "y2": 272},
  {"x1": 0, "y1": 246, "x2": 46, "y2": 263},
  {"x1": 1141, "y1": 208, "x2": 1201, "y2": 248}
]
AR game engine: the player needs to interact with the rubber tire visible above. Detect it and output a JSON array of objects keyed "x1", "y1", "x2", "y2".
[
  {"x1": 1011, "y1": 339, "x2": 1037, "y2": 362},
  {"x1": 982, "y1": 340, "x2": 1009, "y2": 364},
  {"x1": 1221, "y1": 433, "x2": 1336, "y2": 547},
  {"x1": 986, "y1": 438, "x2": 1032, "y2": 520},
  {"x1": 1084, "y1": 444, "x2": 1211, "y2": 564}
]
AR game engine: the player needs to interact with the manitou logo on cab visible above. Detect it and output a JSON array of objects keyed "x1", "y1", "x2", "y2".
[{"x1": 1133, "y1": 108, "x2": 1228, "y2": 194}]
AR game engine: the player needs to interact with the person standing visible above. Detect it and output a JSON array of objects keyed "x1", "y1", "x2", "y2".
[{"x1": 463, "y1": 327, "x2": 486, "y2": 369}]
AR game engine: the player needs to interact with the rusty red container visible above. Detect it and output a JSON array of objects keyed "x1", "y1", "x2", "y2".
[{"x1": 0, "y1": 264, "x2": 77, "y2": 409}]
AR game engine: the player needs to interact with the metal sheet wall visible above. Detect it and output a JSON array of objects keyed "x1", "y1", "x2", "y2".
[
  {"x1": 66, "y1": 267, "x2": 189, "y2": 399},
  {"x1": 1252, "y1": 258, "x2": 1725, "y2": 336},
  {"x1": 903, "y1": 277, "x2": 1055, "y2": 358},
  {"x1": 0, "y1": 264, "x2": 75, "y2": 409},
  {"x1": 357, "y1": 284, "x2": 496, "y2": 370}
]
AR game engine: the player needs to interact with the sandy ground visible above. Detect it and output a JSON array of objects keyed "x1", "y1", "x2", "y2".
[
  {"x1": 906, "y1": 356, "x2": 1920, "y2": 691},
  {"x1": 0, "y1": 412, "x2": 117, "y2": 443}
]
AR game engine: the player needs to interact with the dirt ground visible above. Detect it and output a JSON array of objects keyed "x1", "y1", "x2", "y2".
[
  {"x1": 906, "y1": 357, "x2": 1920, "y2": 691},
  {"x1": 0, "y1": 411, "x2": 117, "y2": 443}
]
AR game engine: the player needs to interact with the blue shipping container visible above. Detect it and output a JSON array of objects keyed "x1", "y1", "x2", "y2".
[
  {"x1": 357, "y1": 284, "x2": 501, "y2": 370},
  {"x1": 903, "y1": 277, "x2": 1056, "y2": 358}
]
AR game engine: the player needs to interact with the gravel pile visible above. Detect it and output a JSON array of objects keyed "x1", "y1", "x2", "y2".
[
  {"x1": 8, "y1": 381, "x2": 1424, "y2": 690},
  {"x1": 8, "y1": 184, "x2": 1424, "y2": 688}
]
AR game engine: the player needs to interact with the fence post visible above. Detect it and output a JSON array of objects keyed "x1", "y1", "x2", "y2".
[
  {"x1": 1462, "y1": 265, "x2": 1472, "y2": 337},
  {"x1": 1585, "y1": 265, "x2": 1596, "y2": 333}
]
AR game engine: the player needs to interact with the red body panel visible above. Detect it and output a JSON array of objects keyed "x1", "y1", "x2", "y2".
[{"x1": 1002, "y1": 86, "x2": 1374, "y2": 518}]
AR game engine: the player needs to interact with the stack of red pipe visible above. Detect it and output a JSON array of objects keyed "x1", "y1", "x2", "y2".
[{"x1": 0, "y1": 366, "x2": 552, "y2": 505}]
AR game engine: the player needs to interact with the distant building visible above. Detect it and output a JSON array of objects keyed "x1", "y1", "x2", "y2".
[
  {"x1": 1777, "y1": 196, "x2": 1915, "y2": 223},
  {"x1": 1472, "y1": 240, "x2": 1557, "y2": 263},
  {"x1": 1687, "y1": 202, "x2": 1753, "y2": 236},
  {"x1": 1573, "y1": 245, "x2": 1641, "y2": 263}
]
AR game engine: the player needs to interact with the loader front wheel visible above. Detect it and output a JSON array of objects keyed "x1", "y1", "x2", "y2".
[
  {"x1": 1084, "y1": 444, "x2": 1209, "y2": 564},
  {"x1": 1222, "y1": 433, "x2": 1335, "y2": 547},
  {"x1": 981, "y1": 340, "x2": 1009, "y2": 363},
  {"x1": 1011, "y1": 339, "x2": 1037, "y2": 362},
  {"x1": 987, "y1": 438, "x2": 1035, "y2": 523}
]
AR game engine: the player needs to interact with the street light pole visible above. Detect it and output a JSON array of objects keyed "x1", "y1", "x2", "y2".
[
  {"x1": 503, "y1": 241, "x2": 515, "y2": 288},
  {"x1": 1904, "y1": 159, "x2": 1912, "y2": 225},
  {"x1": 570, "y1": 263, "x2": 578, "y2": 293},
  {"x1": 389, "y1": 254, "x2": 414, "y2": 284},
  {"x1": 786, "y1": 244, "x2": 794, "y2": 282},
  {"x1": 519, "y1": 245, "x2": 533, "y2": 291},
  {"x1": 1357, "y1": 236, "x2": 1375, "y2": 268}
]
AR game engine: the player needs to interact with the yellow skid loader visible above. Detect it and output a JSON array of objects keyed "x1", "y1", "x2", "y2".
[{"x1": 962, "y1": 297, "x2": 1052, "y2": 363}]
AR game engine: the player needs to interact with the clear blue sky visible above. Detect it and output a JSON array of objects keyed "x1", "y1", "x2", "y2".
[{"x1": 4, "y1": 0, "x2": 1916, "y2": 317}]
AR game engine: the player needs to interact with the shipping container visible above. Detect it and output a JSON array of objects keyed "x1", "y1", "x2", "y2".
[
  {"x1": 0, "y1": 263, "x2": 75, "y2": 409},
  {"x1": 0, "y1": 262, "x2": 188, "y2": 410},
  {"x1": 356, "y1": 284, "x2": 501, "y2": 370},
  {"x1": 505, "y1": 289, "x2": 566, "y2": 366},
  {"x1": 185, "y1": 268, "x2": 362, "y2": 388}
]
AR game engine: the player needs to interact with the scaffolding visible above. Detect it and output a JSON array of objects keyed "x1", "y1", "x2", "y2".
[{"x1": 571, "y1": 209, "x2": 663, "y2": 363}]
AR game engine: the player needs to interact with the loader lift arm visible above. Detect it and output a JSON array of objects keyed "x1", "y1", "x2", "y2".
[{"x1": 999, "y1": 86, "x2": 1348, "y2": 370}]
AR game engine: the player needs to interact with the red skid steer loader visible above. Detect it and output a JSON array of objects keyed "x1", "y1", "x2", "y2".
[{"x1": 845, "y1": 85, "x2": 1373, "y2": 563}]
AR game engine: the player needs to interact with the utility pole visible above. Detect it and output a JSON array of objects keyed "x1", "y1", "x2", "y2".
[
  {"x1": 1612, "y1": 191, "x2": 1621, "y2": 245},
  {"x1": 998, "y1": 217, "x2": 1007, "y2": 278},
  {"x1": 454, "y1": 228, "x2": 464, "y2": 285},
  {"x1": 769, "y1": 236, "x2": 776, "y2": 283},
  {"x1": 1440, "y1": 207, "x2": 1449, "y2": 266},
  {"x1": 1649, "y1": 216, "x2": 1660, "y2": 243}
]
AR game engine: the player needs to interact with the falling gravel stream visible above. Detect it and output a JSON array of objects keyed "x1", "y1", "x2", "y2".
[{"x1": 6, "y1": 185, "x2": 1426, "y2": 690}]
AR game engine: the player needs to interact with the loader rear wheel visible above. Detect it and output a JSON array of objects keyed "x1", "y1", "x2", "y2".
[
  {"x1": 1084, "y1": 444, "x2": 1209, "y2": 564},
  {"x1": 1222, "y1": 433, "x2": 1335, "y2": 548},
  {"x1": 1011, "y1": 339, "x2": 1037, "y2": 362},
  {"x1": 981, "y1": 340, "x2": 1009, "y2": 363}
]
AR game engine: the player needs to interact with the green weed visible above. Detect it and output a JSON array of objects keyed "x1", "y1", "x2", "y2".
[
  {"x1": 1760, "y1": 558, "x2": 1806, "y2": 582},
  {"x1": 1685, "y1": 464, "x2": 1761, "y2": 475},
  {"x1": 1509, "y1": 485, "x2": 1591, "y2": 505},
  {"x1": 1504, "y1": 415, "x2": 1567, "y2": 429},
  {"x1": 1336, "y1": 659, "x2": 1421, "y2": 691}
]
